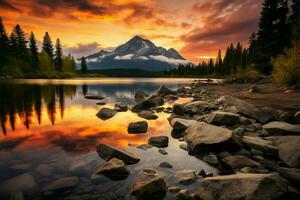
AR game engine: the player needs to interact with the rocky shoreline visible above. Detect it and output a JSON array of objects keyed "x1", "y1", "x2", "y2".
[{"x1": 95, "y1": 81, "x2": 300, "y2": 200}]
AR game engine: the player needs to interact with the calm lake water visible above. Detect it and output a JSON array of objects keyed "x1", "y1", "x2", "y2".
[{"x1": 0, "y1": 78, "x2": 217, "y2": 199}]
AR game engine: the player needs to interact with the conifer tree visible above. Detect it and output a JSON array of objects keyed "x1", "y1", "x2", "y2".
[
  {"x1": 0, "y1": 17, "x2": 9, "y2": 74},
  {"x1": 29, "y1": 32, "x2": 39, "y2": 72},
  {"x1": 80, "y1": 57, "x2": 87, "y2": 72},
  {"x1": 43, "y1": 32, "x2": 54, "y2": 61},
  {"x1": 291, "y1": 0, "x2": 300, "y2": 41},
  {"x1": 54, "y1": 38, "x2": 63, "y2": 72},
  {"x1": 215, "y1": 49, "x2": 222, "y2": 74}
]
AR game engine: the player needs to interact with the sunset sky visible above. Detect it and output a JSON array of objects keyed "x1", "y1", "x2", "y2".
[{"x1": 0, "y1": 0, "x2": 262, "y2": 63}]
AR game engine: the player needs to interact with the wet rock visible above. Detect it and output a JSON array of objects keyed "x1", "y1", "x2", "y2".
[
  {"x1": 96, "y1": 101, "x2": 106, "y2": 106},
  {"x1": 96, "y1": 108, "x2": 117, "y2": 120},
  {"x1": 0, "y1": 173, "x2": 36, "y2": 193},
  {"x1": 168, "y1": 186, "x2": 181, "y2": 193},
  {"x1": 173, "y1": 104, "x2": 185, "y2": 115},
  {"x1": 136, "y1": 144, "x2": 153, "y2": 150},
  {"x1": 85, "y1": 95, "x2": 105, "y2": 100},
  {"x1": 170, "y1": 118, "x2": 197, "y2": 131},
  {"x1": 97, "y1": 143, "x2": 140, "y2": 164},
  {"x1": 131, "y1": 177, "x2": 167, "y2": 200},
  {"x1": 158, "y1": 148, "x2": 168, "y2": 155},
  {"x1": 269, "y1": 136, "x2": 300, "y2": 168},
  {"x1": 207, "y1": 111, "x2": 240, "y2": 126},
  {"x1": 294, "y1": 111, "x2": 300, "y2": 124},
  {"x1": 114, "y1": 103, "x2": 128, "y2": 112},
  {"x1": 184, "y1": 101, "x2": 217, "y2": 114},
  {"x1": 153, "y1": 85, "x2": 176, "y2": 97},
  {"x1": 132, "y1": 96, "x2": 164, "y2": 112},
  {"x1": 135, "y1": 90, "x2": 149, "y2": 102},
  {"x1": 218, "y1": 95, "x2": 274, "y2": 123},
  {"x1": 202, "y1": 153, "x2": 219, "y2": 166},
  {"x1": 263, "y1": 121, "x2": 300, "y2": 135},
  {"x1": 222, "y1": 155, "x2": 260, "y2": 169},
  {"x1": 175, "y1": 170, "x2": 198, "y2": 185},
  {"x1": 278, "y1": 167, "x2": 300, "y2": 182},
  {"x1": 93, "y1": 158, "x2": 130, "y2": 180},
  {"x1": 184, "y1": 122, "x2": 236, "y2": 153},
  {"x1": 138, "y1": 111, "x2": 158, "y2": 120},
  {"x1": 179, "y1": 143, "x2": 188, "y2": 151},
  {"x1": 196, "y1": 173, "x2": 288, "y2": 200},
  {"x1": 159, "y1": 162, "x2": 173, "y2": 168},
  {"x1": 42, "y1": 176, "x2": 79, "y2": 192},
  {"x1": 148, "y1": 136, "x2": 168, "y2": 148},
  {"x1": 128, "y1": 121, "x2": 148, "y2": 134},
  {"x1": 142, "y1": 168, "x2": 158, "y2": 176},
  {"x1": 241, "y1": 136, "x2": 278, "y2": 155},
  {"x1": 176, "y1": 189, "x2": 193, "y2": 200}
]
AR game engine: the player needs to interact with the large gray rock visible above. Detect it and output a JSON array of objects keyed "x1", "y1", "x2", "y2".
[
  {"x1": 218, "y1": 95, "x2": 274, "y2": 123},
  {"x1": 96, "y1": 108, "x2": 117, "y2": 120},
  {"x1": 138, "y1": 111, "x2": 158, "y2": 120},
  {"x1": 242, "y1": 136, "x2": 278, "y2": 155},
  {"x1": 93, "y1": 158, "x2": 130, "y2": 180},
  {"x1": 0, "y1": 173, "x2": 36, "y2": 194},
  {"x1": 269, "y1": 136, "x2": 300, "y2": 168},
  {"x1": 184, "y1": 101, "x2": 217, "y2": 114},
  {"x1": 42, "y1": 176, "x2": 79, "y2": 192},
  {"x1": 148, "y1": 136, "x2": 169, "y2": 148},
  {"x1": 128, "y1": 121, "x2": 148, "y2": 133},
  {"x1": 97, "y1": 143, "x2": 140, "y2": 164},
  {"x1": 222, "y1": 155, "x2": 260, "y2": 169},
  {"x1": 131, "y1": 177, "x2": 167, "y2": 200},
  {"x1": 263, "y1": 121, "x2": 300, "y2": 135},
  {"x1": 184, "y1": 122, "x2": 235, "y2": 153},
  {"x1": 196, "y1": 173, "x2": 288, "y2": 200},
  {"x1": 207, "y1": 111, "x2": 240, "y2": 126},
  {"x1": 135, "y1": 90, "x2": 149, "y2": 102}
]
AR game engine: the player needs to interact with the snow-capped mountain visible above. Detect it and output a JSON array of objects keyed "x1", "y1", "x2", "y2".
[{"x1": 83, "y1": 36, "x2": 189, "y2": 71}]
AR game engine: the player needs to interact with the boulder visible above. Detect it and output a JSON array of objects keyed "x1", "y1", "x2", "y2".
[
  {"x1": 96, "y1": 108, "x2": 117, "y2": 120},
  {"x1": 175, "y1": 170, "x2": 198, "y2": 185},
  {"x1": 263, "y1": 121, "x2": 300, "y2": 135},
  {"x1": 132, "y1": 96, "x2": 164, "y2": 112},
  {"x1": 222, "y1": 155, "x2": 260, "y2": 169},
  {"x1": 0, "y1": 173, "x2": 36, "y2": 193},
  {"x1": 159, "y1": 162, "x2": 173, "y2": 168},
  {"x1": 138, "y1": 111, "x2": 158, "y2": 120},
  {"x1": 131, "y1": 177, "x2": 167, "y2": 200},
  {"x1": 97, "y1": 143, "x2": 140, "y2": 164},
  {"x1": 173, "y1": 104, "x2": 185, "y2": 115},
  {"x1": 135, "y1": 90, "x2": 149, "y2": 102},
  {"x1": 170, "y1": 118, "x2": 197, "y2": 131},
  {"x1": 128, "y1": 121, "x2": 148, "y2": 134},
  {"x1": 218, "y1": 95, "x2": 274, "y2": 123},
  {"x1": 278, "y1": 167, "x2": 300, "y2": 182},
  {"x1": 207, "y1": 111, "x2": 240, "y2": 126},
  {"x1": 93, "y1": 158, "x2": 130, "y2": 180},
  {"x1": 184, "y1": 101, "x2": 217, "y2": 114},
  {"x1": 184, "y1": 122, "x2": 235, "y2": 153},
  {"x1": 269, "y1": 136, "x2": 300, "y2": 168},
  {"x1": 114, "y1": 103, "x2": 128, "y2": 112},
  {"x1": 42, "y1": 176, "x2": 79, "y2": 192},
  {"x1": 148, "y1": 136, "x2": 169, "y2": 148},
  {"x1": 241, "y1": 136, "x2": 278, "y2": 155},
  {"x1": 196, "y1": 173, "x2": 288, "y2": 200},
  {"x1": 153, "y1": 85, "x2": 176, "y2": 97}
]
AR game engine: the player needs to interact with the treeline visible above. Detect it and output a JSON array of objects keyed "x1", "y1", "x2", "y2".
[
  {"x1": 0, "y1": 17, "x2": 76, "y2": 77},
  {"x1": 169, "y1": 0, "x2": 300, "y2": 84}
]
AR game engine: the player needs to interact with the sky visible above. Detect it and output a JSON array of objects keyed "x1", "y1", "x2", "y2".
[{"x1": 0, "y1": 0, "x2": 262, "y2": 63}]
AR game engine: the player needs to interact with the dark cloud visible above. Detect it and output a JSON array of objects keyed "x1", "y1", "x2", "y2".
[
  {"x1": 64, "y1": 42, "x2": 103, "y2": 58},
  {"x1": 0, "y1": 0, "x2": 19, "y2": 12}
]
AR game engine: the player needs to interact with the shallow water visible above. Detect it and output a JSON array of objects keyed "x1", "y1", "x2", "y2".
[{"x1": 0, "y1": 78, "x2": 217, "y2": 199}]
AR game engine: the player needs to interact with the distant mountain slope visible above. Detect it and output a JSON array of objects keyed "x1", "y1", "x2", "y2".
[{"x1": 82, "y1": 36, "x2": 189, "y2": 71}]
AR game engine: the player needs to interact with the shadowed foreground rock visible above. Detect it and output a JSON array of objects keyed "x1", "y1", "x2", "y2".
[
  {"x1": 97, "y1": 143, "x2": 140, "y2": 164},
  {"x1": 92, "y1": 158, "x2": 130, "y2": 180},
  {"x1": 131, "y1": 177, "x2": 167, "y2": 200},
  {"x1": 195, "y1": 173, "x2": 288, "y2": 200}
]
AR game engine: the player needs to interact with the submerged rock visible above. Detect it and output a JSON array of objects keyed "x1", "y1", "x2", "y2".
[
  {"x1": 42, "y1": 176, "x2": 79, "y2": 192},
  {"x1": 184, "y1": 122, "x2": 235, "y2": 153},
  {"x1": 142, "y1": 168, "x2": 158, "y2": 176},
  {"x1": 207, "y1": 111, "x2": 240, "y2": 126},
  {"x1": 0, "y1": 173, "x2": 36, "y2": 193},
  {"x1": 159, "y1": 162, "x2": 173, "y2": 168},
  {"x1": 195, "y1": 173, "x2": 288, "y2": 200},
  {"x1": 93, "y1": 158, "x2": 130, "y2": 180},
  {"x1": 138, "y1": 111, "x2": 158, "y2": 120},
  {"x1": 128, "y1": 121, "x2": 148, "y2": 133},
  {"x1": 131, "y1": 177, "x2": 167, "y2": 200},
  {"x1": 175, "y1": 170, "x2": 198, "y2": 185},
  {"x1": 97, "y1": 143, "x2": 140, "y2": 164},
  {"x1": 148, "y1": 136, "x2": 169, "y2": 148},
  {"x1": 263, "y1": 121, "x2": 300, "y2": 135},
  {"x1": 96, "y1": 108, "x2": 117, "y2": 120}
]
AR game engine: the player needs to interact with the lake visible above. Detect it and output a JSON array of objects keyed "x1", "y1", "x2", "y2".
[{"x1": 0, "y1": 78, "x2": 217, "y2": 199}]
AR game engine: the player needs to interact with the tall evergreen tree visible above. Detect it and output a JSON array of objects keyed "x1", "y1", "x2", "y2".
[
  {"x1": 291, "y1": 0, "x2": 300, "y2": 41},
  {"x1": 43, "y1": 32, "x2": 54, "y2": 61},
  {"x1": 29, "y1": 32, "x2": 39, "y2": 72},
  {"x1": 54, "y1": 38, "x2": 63, "y2": 72},
  {"x1": 215, "y1": 49, "x2": 222, "y2": 74},
  {"x1": 80, "y1": 57, "x2": 87, "y2": 72},
  {"x1": 0, "y1": 17, "x2": 10, "y2": 74}
]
